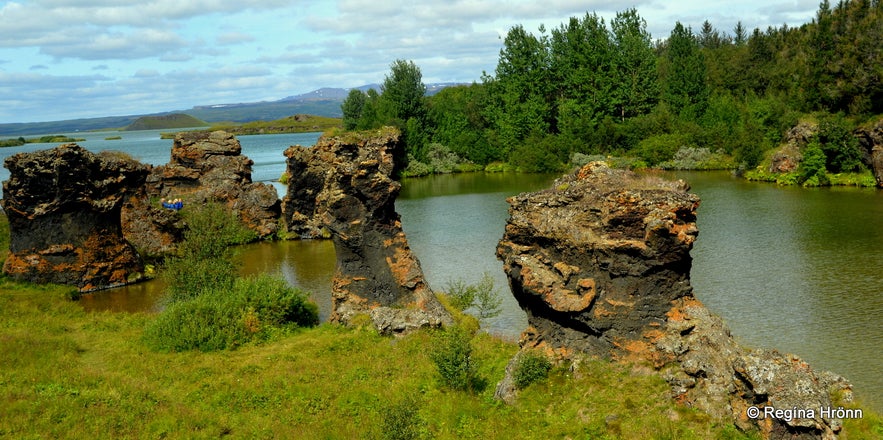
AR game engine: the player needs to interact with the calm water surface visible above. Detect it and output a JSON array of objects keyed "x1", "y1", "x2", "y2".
[
  {"x1": 6, "y1": 135, "x2": 879, "y2": 410},
  {"x1": 0, "y1": 129, "x2": 321, "y2": 197}
]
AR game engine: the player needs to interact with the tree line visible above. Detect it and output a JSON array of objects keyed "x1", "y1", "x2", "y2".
[{"x1": 342, "y1": 1, "x2": 883, "y2": 177}]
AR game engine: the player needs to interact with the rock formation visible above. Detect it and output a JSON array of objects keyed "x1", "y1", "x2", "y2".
[
  {"x1": 854, "y1": 118, "x2": 883, "y2": 187},
  {"x1": 2, "y1": 145, "x2": 148, "y2": 291},
  {"x1": 282, "y1": 128, "x2": 452, "y2": 334},
  {"x1": 496, "y1": 162, "x2": 851, "y2": 439},
  {"x1": 769, "y1": 121, "x2": 815, "y2": 174},
  {"x1": 122, "y1": 130, "x2": 280, "y2": 256},
  {"x1": 768, "y1": 118, "x2": 883, "y2": 187}
]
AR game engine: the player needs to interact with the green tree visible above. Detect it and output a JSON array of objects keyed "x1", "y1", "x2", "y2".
[
  {"x1": 357, "y1": 88, "x2": 381, "y2": 130},
  {"x1": 427, "y1": 84, "x2": 500, "y2": 164},
  {"x1": 610, "y1": 8, "x2": 658, "y2": 121},
  {"x1": 661, "y1": 22, "x2": 709, "y2": 118},
  {"x1": 341, "y1": 89, "x2": 367, "y2": 130},
  {"x1": 379, "y1": 60, "x2": 427, "y2": 123},
  {"x1": 733, "y1": 21, "x2": 747, "y2": 46},
  {"x1": 488, "y1": 24, "x2": 552, "y2": 148},
  {"x1": 698, "y1": 20, "x2": 724, "y2": 49},
  {"x1": 550, "y1": 13, "x2": 614, "y2": 120},
  {"x1": 806, "y1": 0, "x2": 836, "y2": 110},
  {"x1": 378, "y1": 59, "x2": 428, "y2": 161}
]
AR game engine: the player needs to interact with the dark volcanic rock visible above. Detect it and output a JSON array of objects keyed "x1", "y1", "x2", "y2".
[
  {"x1": 2, "y1": 145, "x2": 148, "y2": 291},
  {"x1": 496, "y1": 162, "x2": 850, "y2": 439},
  {"x1": 282, "y1": 128, "x2": 452, "y2": 334},
  {"x1": 122, "y1": 130, "x2": 280, "y2": 254}
]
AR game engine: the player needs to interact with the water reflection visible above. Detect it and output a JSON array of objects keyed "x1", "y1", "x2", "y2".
[{"x1": 672, "y1": 171, "x2": 883, "y2": 411}]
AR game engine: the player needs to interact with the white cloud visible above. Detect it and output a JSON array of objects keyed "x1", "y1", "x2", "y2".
[
  {"x1": 216, "y1": 31, "x2": 256, "y2": 46},
  {"x1": 0, "y1": 0, "x2": 822, "y2": 123}
]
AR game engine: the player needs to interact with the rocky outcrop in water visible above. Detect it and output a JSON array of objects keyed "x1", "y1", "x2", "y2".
[
  {"x1": 496, "y1": 162, "x2": 851, "y2": 439},
  {"x1": 2, "y1": 145, "x2": 148, "y2": 291},
  {"x1": 282, "y1": 128, "x2": 452, "y2": 334},
  {"x1": 122, "y1": 131, "x2": 279, "y2": 255}
]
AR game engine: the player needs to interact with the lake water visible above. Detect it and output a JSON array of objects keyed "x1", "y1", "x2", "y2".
[
  {"x1": 0, "y1": 129, "x2": 321, "y2": 198},
  {"x1": 3, "y1": 132, "x2": 880, "y2": 411}
]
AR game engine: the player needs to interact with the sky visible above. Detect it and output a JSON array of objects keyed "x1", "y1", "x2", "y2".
[{"x1": 0, "y1": 0, "x2": 820, "y2": 124}]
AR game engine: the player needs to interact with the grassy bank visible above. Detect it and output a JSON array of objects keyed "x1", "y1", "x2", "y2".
[
  {"x1": 1, "y1": 213, "x2": 881, "y2": 439},
  {"x1": 0, "y1": 287, "x2": 737, "y2": 439}
]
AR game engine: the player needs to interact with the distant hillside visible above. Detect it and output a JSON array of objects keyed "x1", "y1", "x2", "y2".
[
  {"x1": 278, "y1": 82, "x2": 464, "y2": 102},
  {"x1": 0, "y1": 83, "x2": 464, "y2": 136},
  {"x1": 125, "y1": 113, "x2": 207, "y2": 131},
  {"x1": 186, "y1": 100, "x2": 344, "y2": 123},
  {"x1": 0, "y1": 115, "x2": 141, "y2": 137}
]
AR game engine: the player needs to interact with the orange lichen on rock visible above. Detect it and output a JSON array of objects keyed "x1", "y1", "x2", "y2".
[
  {"x1": 283, "y1": 128, "x2": 450, "y2": 334},
  {"x1": 494, "y1": 162, "x2": 849, "y2": 439}
]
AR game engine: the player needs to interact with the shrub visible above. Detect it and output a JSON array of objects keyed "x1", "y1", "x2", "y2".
[
  {"x1": 380, "y1": 395, "x2": 423, "y2": 440},
  {"x1": 444, "y1": 273, "x2": 502, "y2": 323},
  {"x1": 401, "y1": 154, "x2": 432, "y2": 177},
  {"x1": 798, "y1": 139, "x2": 830, "y2": 187},
  {"x1": 509, "y1": 134, "x2": 566, "y2": 173},
  {"x1": 163, "y1": 202, "x2": 257, "y2": 303},
  {"x1": 429, "y1": 326, "x2": 484, "y2": 392},
  {"x1": 816, "y1": 114, "x2": 862, "y2": 173},
  {"x1": 177, "y1": 201, "x2": 256, "y2": 260},
  {"x1": 162, "y1": 255, "x2": 236, "y2": 303},
  {"x1": 570, "y1": 152, "x2": 608, "y2": 168},
  {"x1": 635, "y1": 133, "x2": 689, "y2": 165},
  {"x1": 512, "y1": 351, "x2": 552, "y2": 389},
  {"x1": 657, "y1": 147, "x2": 734, "y2": 170},
  {"x1": 425, "y1": 142, "x2": 461, "y2": 174},
  {"x1": 445, "y1": 279, "x2": 475, "y2": 312},
  {"x1": 143, "y1": 275, "x2": 318, "y2": 352}
]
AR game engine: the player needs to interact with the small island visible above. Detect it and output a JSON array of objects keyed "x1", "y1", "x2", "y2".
[
  {"x1": 160, "y1": 113, "x2": 342, "y2": 138},
  {"x1": 0, "y1": 135, "x2": 86, "y2": 148},
  {"x1": 124, "y1": 113, "x2": 208, "y2": 131}
]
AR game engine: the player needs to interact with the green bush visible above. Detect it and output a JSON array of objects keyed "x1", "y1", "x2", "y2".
[
  {"x1": 445, "y1": 279, "x2": 476, "y2": 312},
  {"x1": 380, "y1": 395, "x2": 423, "y2": 440},
  {"x1": 444, "y1": 273, "x2": 502, "y2": 323},
  {"x1": 162, "y1": 255, "x2": 236, "y2": 303},
  {"x1": 657, "y1": 147, "x2": 734, "y2": 170},
  {"x1": 143, "y1": 275, "x2": 318, "y2": 352},
  {"x1": 798, "y1": 139, "x2": 830, "y2": 187},
  {"x1": 513, "y1": 351, "x2": 552, "y2": 389},
  {"x1": 425, "y1": 143, "x2": 463, "y2": 174},
  {"x1": 816, "y1": 113, "x2": 862, "y2": 173},
  {"x1": 177, "y1": 201, "x2": 257, "y2": 260},
  {"x1": 429, "y1": 326, "x2": 484, "y2": 392},
  {"x1": 163, "y1": 202, "x2": 257, "y2": 303},
  {"x1": 635, "y1": 133, "x2": 689, "y2": 165},
  {"x1": 401, "y1": 154, "x2": 433, "y2": 177},
  {"x1": 508, "y1": 134, "x2": 566, "y2": 173}
]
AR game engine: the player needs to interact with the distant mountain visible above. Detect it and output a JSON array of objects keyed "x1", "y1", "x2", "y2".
[
  {"x1": 278, "y1": 83, "x2": 464, "y2": 102},
  {"x1": 124, "y1": 113, "x2": 208, "y2": 131},
  {"x1": 0, "y1": 82, "x2": 467, "y2": 136}
]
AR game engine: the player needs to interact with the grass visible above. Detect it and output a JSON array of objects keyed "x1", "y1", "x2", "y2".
[
  {"x1": 744, "y1": 167, "x2": 878, "y2": 187},
  {"x1": 1, "y1": 211, "x2": 881, "y2": 439},
  {"x1": 0, "y1": 283, "x2": 751, "y2": 440}
]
